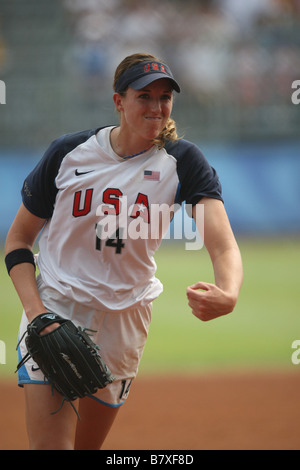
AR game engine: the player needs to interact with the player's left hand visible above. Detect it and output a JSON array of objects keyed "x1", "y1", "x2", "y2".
[{"x1": 186, "y1": 282, "x2": 236, "y2": 322}]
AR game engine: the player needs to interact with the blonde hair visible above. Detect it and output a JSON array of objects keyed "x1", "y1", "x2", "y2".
[{"x1": 113, "y1": 53, "x2": 180, "y2": 149}]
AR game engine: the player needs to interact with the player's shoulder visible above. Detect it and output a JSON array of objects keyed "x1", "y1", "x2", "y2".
[
  {"x1": 164, "y1": 138, "x2": 208, "y2": 176},
  {"x1": 164, "y1": 138, "x2": 204, "y2": 161},
  {"x1": 47, "y1": 127, "x2": 103, "y2": 156}
]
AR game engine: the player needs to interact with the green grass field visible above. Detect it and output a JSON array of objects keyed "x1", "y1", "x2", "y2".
[{"x1": 0, "y1": 238, "x2": 299, "y2": 379}]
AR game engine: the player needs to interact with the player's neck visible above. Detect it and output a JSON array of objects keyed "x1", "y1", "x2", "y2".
[{"x1": 110, "y1": 127, "x2": 153, "y2": 159}]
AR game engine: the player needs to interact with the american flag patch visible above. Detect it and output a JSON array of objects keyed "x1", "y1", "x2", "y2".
[{"x1": 144, "y1": 170, "x2": 160, "y2": 181}]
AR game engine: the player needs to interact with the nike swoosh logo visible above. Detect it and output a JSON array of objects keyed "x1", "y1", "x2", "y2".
[
  {"x1": 75, "y1": 169, "x2": 95, "y2": 176},
  {"x1": 31, "y1": 366, "x2": 40, "y2": 372}
]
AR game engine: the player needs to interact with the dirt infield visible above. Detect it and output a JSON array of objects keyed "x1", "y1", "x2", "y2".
[{"x1": 1, "y1": 370, "x2": 299, "y2": 450}]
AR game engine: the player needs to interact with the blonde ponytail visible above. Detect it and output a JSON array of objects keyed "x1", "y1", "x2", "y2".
[{"x1": 153, "y1": 117, "x2": 179, "y2": 149}]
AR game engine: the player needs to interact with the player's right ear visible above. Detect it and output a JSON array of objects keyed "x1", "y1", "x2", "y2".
[{"x1": 113, "y1": 93, "x2": 124, "y2": 112}]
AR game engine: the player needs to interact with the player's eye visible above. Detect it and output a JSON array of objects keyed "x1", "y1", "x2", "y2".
[{"x1": 138, "y1": 93, "x2": 150, "y2": 99}]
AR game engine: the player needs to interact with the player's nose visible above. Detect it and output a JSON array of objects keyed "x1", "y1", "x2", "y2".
[{"x1": 149, "y1": 98, "x2": 162, "y2": 113}]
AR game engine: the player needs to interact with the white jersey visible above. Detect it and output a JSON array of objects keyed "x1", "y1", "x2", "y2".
[{"x1": 21, "y1": 126, "x2": 222, "y2": 312}]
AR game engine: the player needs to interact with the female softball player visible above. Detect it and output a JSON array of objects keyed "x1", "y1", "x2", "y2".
[{"x1": 5, "y1": 52, "x2": 243, "y2": 450}]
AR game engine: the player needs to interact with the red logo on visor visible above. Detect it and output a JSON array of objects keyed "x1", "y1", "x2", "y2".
[{"x1": 144, "y1": 63, "x2": 166, "y2": 73}]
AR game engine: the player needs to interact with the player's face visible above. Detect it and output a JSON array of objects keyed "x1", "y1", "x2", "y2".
[{"x1": 116, "y1": 78, "x2": 173, "y2": 144}]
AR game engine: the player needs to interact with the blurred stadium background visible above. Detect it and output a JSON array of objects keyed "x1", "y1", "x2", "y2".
[
  {"x1": 0, "y1": 0, "x2": 299, "y2": 236},
  {"x1": 0, "y1": 0, "x2": 299, "y2": 450}
]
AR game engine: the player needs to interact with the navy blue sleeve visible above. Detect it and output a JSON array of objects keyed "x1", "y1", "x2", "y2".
[
  {"x1": 165, "y1": 139, "x2": 223, "y2": 205},
  {"x1": 21, "y1": 135, "x2": 66, "y2": 218},
  {"x1": 21, "y1": 128, "x2": 99, "y2": 219}
]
